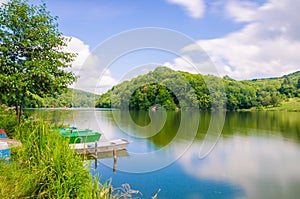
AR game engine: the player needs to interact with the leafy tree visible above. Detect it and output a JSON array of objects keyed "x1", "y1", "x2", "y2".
[{"x1": 0, "y1": 0, "x2": 77, "y2": 122}]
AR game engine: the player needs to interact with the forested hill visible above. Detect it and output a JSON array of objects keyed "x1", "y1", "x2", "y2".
[
  {"x1": 24, "y1": 88, "x2": 99, "y2": 108},
  {"x1": 95, "y1": 67, "x2": 300, "y2": 111}
]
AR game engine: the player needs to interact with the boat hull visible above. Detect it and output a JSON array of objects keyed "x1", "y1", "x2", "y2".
[
  {"x1": 57, "y1": 127, "x2": 101, "y2": 144},
  {"x1": 63, "y1": 133, "x2": 101, "y2": 144}
]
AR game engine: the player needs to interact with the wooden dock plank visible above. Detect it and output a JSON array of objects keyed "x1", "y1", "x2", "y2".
[{"x1": 69, "y1": 138, "x2": 129, "y2": 155}]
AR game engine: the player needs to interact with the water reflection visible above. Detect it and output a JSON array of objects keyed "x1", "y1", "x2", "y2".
[
  {"x1": 179, "y1": 136, "x2": 300, "y2": 199},
  {"x1": 26, "y1": 109, "x2": 300, "y2": 198}
]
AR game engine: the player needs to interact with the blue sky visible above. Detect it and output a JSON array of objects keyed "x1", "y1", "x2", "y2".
[
  {"x1": 1, "y1": 0, "x2": 300, "y2": 93},
  {"x1": 43, "y1": 0, "x2": 244, "y2": 49}
]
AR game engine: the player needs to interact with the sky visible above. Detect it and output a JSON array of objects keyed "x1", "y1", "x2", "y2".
[{"x1": 1, "y1": 0, "x2": 300, "y2": 93}]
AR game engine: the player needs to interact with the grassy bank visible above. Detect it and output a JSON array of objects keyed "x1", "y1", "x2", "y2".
[
  {"x1": 0, "y1": 107, "x2": 143, "y2": 198},
  {"x1": 238, "y1": 97, "x2": 300, "y2": 112},
  {"x1": 0, "y1": 118, "x2": 110, "y2": 198},
  {"x1": 265, "y1": 97, "x2": 300, "y2": 112}
]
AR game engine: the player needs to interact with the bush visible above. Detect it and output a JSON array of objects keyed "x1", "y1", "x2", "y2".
[{"x1": 0, "y1": 106, "x2": 18, "y2": 137}]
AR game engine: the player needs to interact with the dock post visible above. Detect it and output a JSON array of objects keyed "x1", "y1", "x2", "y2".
[
  {"x1": 113, "y1": 149, "x2": 117, "y2": 173},
  {"x1": 113, "y1": 149, "x2": 117, "y2": 159},
  {"x1": 94, "y1": 158, "x2": 98, "y2": 169},
  {"x1": 95, "y1": 142, "x2": 98, "y2": 156}
]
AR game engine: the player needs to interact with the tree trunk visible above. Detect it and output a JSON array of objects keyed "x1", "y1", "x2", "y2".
[
  {"x1": 15, "y1": 103, "x2": 19, "y2": 116},
  {"x1": 17, "y1": 105, "x2": 20, "y2": 124},
  {"x1": 17, "y1": 104, "x2": 22, "y2": 124}
]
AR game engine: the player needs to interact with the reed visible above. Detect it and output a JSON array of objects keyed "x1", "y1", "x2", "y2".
[
  {"x1": 0, "y1": 120, "x2": 93, "y2": 198},
  {"x1": 0, "y1": 108, "x2": 145, "y2": 199}
]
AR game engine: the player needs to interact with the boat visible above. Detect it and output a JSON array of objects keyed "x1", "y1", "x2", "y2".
[
  {"x1": 0, "y1": 129, "x2": 22, "y2": 161},
  {"x1": 56, "y1": 127, "x2": 101, "y2": 144},
  {"x1": 69, "y1": 139, "x2": 129, "y2": 155},
  {"x1": 0, "y1": 138, "x2": 22, "y2": 148},
  {"x1": 0, "y1": 129, "x2": 8, "y2": 138},
  {"x1": 0, "y1": 141, "x2": 11, "y2": 161}
]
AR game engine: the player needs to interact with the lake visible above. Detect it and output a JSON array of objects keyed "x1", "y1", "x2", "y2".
[{"x1": 27, "y1": 109, "x2": 300, "y2": 199}]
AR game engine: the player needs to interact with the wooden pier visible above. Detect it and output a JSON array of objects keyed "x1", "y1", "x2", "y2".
[
  {"x1": 69, "y1": 138, "x2": 129, "y2": 172},
  {"x1": 69, "y1": 138, "x2": 129, "y2": 155}
]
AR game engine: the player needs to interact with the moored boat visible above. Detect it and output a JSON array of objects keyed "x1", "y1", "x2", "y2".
[
  {"x1": 56, "y1": 127, "x2": 101, "y2": 144},
  {"x1": 0, "y1": 141, "x2": 11, "y2": 161}
]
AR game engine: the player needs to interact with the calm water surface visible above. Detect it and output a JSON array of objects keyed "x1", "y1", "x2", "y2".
[{"x1": 28, "y1": 109, "x2": 300, "y2": 199}]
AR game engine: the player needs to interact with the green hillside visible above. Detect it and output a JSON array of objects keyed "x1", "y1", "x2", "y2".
[
  {"x1": 96, "y1": 67, "x2": 300, "y2": 111},
  {"x1": 24, "y1": 88, "x2": 99, "y2": 108}
]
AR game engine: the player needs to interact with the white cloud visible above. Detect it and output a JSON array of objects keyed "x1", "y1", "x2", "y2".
[
  {"x1": 63, "y1": 37, "x2": 90, "y2": 73},
  {"x1": 64, "y1": 37, "x2": 117, "y2": 94},
  {"x1": 0, "y1": 0, "x2": 7, "y2": 5},
  {"x1": 177, "y1": 136, "x2": 300, "y2": 198},
  {"x1": 166, "y1": 0, "x2": 206, "y2": 18},
  {"x1": 225, "y1": 0, "x2": 259, "y2": 22},
  {"x1": 163, "y1": 55, "x2": 218, "y2": 76},
  {"x1": 164, "y1": 56, "x2": 199, "y2": 74},
  {"x1": 194, "y1": 0, "x2": 300, "y2": 79}
]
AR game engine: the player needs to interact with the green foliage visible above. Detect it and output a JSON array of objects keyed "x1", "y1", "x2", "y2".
[
  {"x1": 0, "y1": 119, "x2": 93, "y2": 198},
  {"x1": 0, "y1": 109, "x2": 147, "y2": 199},
  {"x1": 265, "y1": 97, "x2": 300, "y2": 111},
  {"x1": 96, "y1": 67, "x2": 212, "y2": 110},
  {"x1": 0, "y1": 105, "x2": 18, "y2": 136},
  {"x1": 24, "y1": 88, "x2": 100, "y2": 108},
  {"x1": 96, "y1": 67, "x2": 300, "y2": 111},
  {"x1": 129, "y1": 84, "x2": 178, "y2": 110},
  {"x1": 0, "y1": 0, "x2": 77, "y2": 120}
]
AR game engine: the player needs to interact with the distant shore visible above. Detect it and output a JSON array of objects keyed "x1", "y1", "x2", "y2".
[{"x1": 239, "y1": 97, "x2": 300, "y2": 112}]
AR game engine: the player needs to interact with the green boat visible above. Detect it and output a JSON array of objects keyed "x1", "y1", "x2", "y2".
[{"x1": 57, "y1": 127, "x2": 101, "y2": 144}]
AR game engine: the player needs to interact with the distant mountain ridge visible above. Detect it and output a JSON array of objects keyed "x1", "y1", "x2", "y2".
[
  {"x1": 251, "y1": 71, "x2": 300, "y2": 81},
  {"x1": 25, "y1": 88, "x2": 99, "y2": 108},
  {"x1": 96, "y1": 67, "x2": 300, "y2": 111}
]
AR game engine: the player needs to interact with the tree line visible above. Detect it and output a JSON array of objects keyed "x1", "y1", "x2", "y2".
[{"x1": 95, "y1": 67, "x2": 300, "y2": 111}]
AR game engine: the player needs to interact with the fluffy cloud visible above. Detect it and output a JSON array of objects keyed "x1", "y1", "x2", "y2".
[
  {"x1": 225, "y1": 0, "x2": 259, "y2": 22},
  {"x1": 63, "y1": 37, "x2": 90, "y2": 74},
  {"x1": 206, "y1": 0, "x2": 300, "y2": 79},
  {"x1": 0, "y1": 0, "x2": 7, "y2": 5},
  {"x1": 64, "y1": 37, "x2": 117, "y2": 94},
  {"x1": 166, "y1": 0, "x2": 206, "y2": 18},
  {"x1": 173, "y1": 0, "x2": 300, "y2": 79},
  {"x1": 164, "y1": 55, "x2": 218, "y2": 76},
  {"x1": 177, "y1": 136, "x2": 300, "y2": 198}
]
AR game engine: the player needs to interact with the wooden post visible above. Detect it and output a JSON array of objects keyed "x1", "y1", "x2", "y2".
[
  {"x1": 93, "y1": 142, "x2": 98, "y2": 169},
  {"x1": 94, "y1": 158, "x2": 98, "y2": 169},
  {"x1": 113, "y1": 149, "x2": 117, "y2": 173},
  {"x1": 95, "y1": 142, "x2": 98, "y2": 156},
  {"x1": 113, "y1": 149, "x2": 117, "y2": 159}
]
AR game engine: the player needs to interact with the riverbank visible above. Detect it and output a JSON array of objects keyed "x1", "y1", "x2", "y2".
[
  {"x1": 0, "y1": 107, "x2": 142, "y2": 198},
  {"x1": 264, "y1": 97, "x2": 300, "y2": 112},
  {"x1": 239, "y1": 97, "x2": 300, "y2": 112}
]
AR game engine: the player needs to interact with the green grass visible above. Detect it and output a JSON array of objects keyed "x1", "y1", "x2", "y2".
[
  {"x1": 0, "y1": 107, "x2": 159, "y2": 199},
  {"x1": 238, "y1": 97, "x2": 300, "y2": 112},
  {"x1": 0, "y1": 120, "x2": 107, "y2": 198},
  {"x1": 266, "y1": 97, "x2": 300, "y2": 112},
  {"x1": 0, "y1": 106, "x2": 146, "y2": 199}
]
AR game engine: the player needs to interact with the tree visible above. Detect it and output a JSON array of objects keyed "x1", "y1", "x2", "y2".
[{"x1": 0, "y1": 0, "x2": 77, "y2": 122}]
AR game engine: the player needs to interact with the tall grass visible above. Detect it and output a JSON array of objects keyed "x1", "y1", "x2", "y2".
[
  {"x1": 0, "y1": 106, "x2": 114, "y2": 198},
  {"x1": 1, "y1": 120, "x2": 95, "y2": 198},
  {"x1": 0, "y1": 107, "x2": 147, "y2": 199}
]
